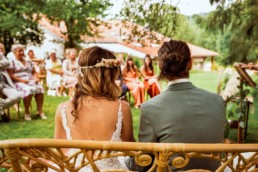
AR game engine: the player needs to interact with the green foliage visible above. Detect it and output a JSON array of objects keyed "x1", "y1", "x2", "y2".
[
  {"x1": 206, "y1": 0, "x2": 258, "y2": 65},
  {"x1": 133, "y1": 56, "x2": 142, "y2": 69},
  {"x1": 43, "y1": 0, "x2": 111, "y2": 48},
  {"x1": 249, "y1": 76, "x2": 258, "y2": 114},
  {"x1": 0, "y1": 0, "x2": 46, "y2": 52},
  {"x1": 173, "y1": 15, "x2": 198, "y2": 43},
  {"x1": 119, "y1": 1, "x2": 178, "y2": 44},
  {"x1": 217, "y1": 72, "x2": 230, "y2": 94},
  {"x1": 0, "y1": 0, "x2": 112, "y2": 50},
  {"x1": 226, "y1": 102, "x2": 241, "y2": 120},
  {"x1": 119, "y1": 0, "x2": 221, "y2": 59}
]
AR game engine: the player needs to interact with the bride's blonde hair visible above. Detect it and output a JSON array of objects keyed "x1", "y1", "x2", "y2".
[{"x1": 71, "y1": 46, "x2": 121, "y2": 119}]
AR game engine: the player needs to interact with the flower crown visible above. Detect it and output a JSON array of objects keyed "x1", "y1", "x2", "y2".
[{"x1": 78, "y1": 58, "x2": 121, "y2": 77}]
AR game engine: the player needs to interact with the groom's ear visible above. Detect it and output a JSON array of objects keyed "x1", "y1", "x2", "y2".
[{"x1": 187, "y1": 58, "x2": 192, "y2": 70}]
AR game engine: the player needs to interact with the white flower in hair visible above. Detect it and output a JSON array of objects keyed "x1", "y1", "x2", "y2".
[
  {"x1": 78, "y1": 58, "x2": 121, "y2": 77},
  {"x1": 94, "y1": 58, "x2": 121, "y2": 68}
]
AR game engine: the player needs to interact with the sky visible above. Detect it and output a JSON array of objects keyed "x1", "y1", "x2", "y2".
[{"x1": 107, "y1": 0, "x2": 217, "y2": 17}]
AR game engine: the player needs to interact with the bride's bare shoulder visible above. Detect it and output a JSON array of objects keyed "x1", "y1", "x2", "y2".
[
  {"x1": 55, "y1": 101, "x2": 71, "y2": 115},
  {"x1": 121, "y1": 100, "x2": 130, "y2": 109},
  {"x1": 120, "y1": 100, "x2": 132, "y2": 116}
]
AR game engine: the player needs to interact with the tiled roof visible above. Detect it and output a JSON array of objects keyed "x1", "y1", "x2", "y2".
[
  {"x1": 82, "y1": 20, "x2": 219, "y2": 57},
  {"x1": 39, "y1": 19, "x2": 219, "y2": 57}
]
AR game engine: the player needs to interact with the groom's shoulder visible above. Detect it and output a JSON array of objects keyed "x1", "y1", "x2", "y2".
[
  {"x1": 141, "y1": 92, "x2": 166, "y2": 109},
  {"x1": 196, "y1": 87, "x2": 224, "y2": 101}
]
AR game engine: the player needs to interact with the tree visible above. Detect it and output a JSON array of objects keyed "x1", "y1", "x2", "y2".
[
  {"x1": 0, "y1": 0, "x2": 112, "y2": 51},
  {"x1": 207, "y1": 0, "x2": 258, "y2": 65},
  {"x1": 119, "y1": 1, "x2": 179, "y2": 45},
  {"x1": 119, "y1": 1, "x2": 212, "y2": 50},
  {"x1": 43, "y1": 0, "x2": 111, "y2": 48},
  {"x1": 0, "y1": 0, "x2": 46, "y2": 52}
]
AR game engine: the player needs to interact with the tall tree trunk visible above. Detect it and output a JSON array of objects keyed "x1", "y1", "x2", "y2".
[
  {"x1": 1, "y1": 30, "x2": 14, "y2": 54},
  {"x1": 65, "y1": 34, "x2": 76, "y2": 48}
]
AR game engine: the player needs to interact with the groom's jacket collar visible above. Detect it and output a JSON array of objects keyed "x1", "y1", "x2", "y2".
[{"x1": 165, "y1": 82, "x2": 196, "y2": 92}]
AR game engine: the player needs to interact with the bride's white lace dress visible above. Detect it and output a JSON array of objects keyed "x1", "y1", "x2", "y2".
[{"x1": 48, "y1": 99, "x2": 128, "y2": 171}]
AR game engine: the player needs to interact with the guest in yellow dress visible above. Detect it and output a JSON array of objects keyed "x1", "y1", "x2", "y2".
[{"x1": 45, "y1": 49, "x2": 65, "y2": 96}]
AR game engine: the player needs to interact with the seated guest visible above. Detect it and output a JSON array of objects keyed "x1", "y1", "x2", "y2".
[
  {"x1": 45, "y1": 49, "x2": 65, "y2": 97},
  {"x1": 116, "y1": 73, "x2": 129, "y2": 100},
  {"x1": 64, "y1": 48, "x2": 72, "y2": 59},
  {"x1": 53, "y1": 46, "x2": 134, "y2": 171},
  {"x1": 62, "y1": 48, "x2": 77, "y2": 96},
  {"x1": 140, "y1": 54, "x2": 161, "y2": 98},
  {"x1": 122, "y1": 56, "x2": 145, "y2": 108},
  {"x1": 0, "y1": 43, "x2": 22, "y2": 122},
  {"x1": 26, "y1": 49, "x2": 45, "y2": 65},
  {"x1": 117, "y1": 53, "x2": 126, "y2": 70},
  {"x1": 26, "y1": 49, "x2": 46, "y2": 83},
  {"x1": 6, "y1": 51, "x2": 15, "y2": 60},
  {"x1": 126, "y1": 40, "x2": 226, "y2": 171},
  {"x1": 7, "y1": 44, "x2": 46, "y2": 121},
  {"x1": 116, "y1": 54, "x2": 129, "y2": 99}
]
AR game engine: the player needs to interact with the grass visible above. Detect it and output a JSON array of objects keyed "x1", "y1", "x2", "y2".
[
  {"x1": 0, "y1": 71, "x2": 257, "y2": 143},
  {"x1": 0, "y1": 95, "x2": 68, "y2": 139},
  {"x1": 190, "y1": 70, "x2": 219, "y2": 92}
]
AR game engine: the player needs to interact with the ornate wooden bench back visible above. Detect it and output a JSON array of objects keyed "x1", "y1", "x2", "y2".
[{"x1": 0, "y1": 139, "x2": 257, "y2": 172}]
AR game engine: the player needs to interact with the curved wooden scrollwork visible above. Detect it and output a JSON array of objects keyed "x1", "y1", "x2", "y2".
[
  {"x1": 135, "y1": 153, "x2": 153, "y2": 166},
  {"x1": 172, "y1": 155, "x2": 190, "y2": 169},
  {"x1": 0, "y1": 139, "x2": 257, "y2": 172}
]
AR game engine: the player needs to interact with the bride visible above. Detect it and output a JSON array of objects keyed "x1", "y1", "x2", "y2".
[{"x1": 52, "y1": 46, "x2": 135, "y2": 171}]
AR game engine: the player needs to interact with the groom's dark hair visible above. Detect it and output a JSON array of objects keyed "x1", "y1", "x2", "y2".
[{"x1": 158, "y1": 39, "x2": 191, "y2": 81}]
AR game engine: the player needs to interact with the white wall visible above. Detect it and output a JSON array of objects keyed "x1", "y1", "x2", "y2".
[{"x1": 26, "y1": 26, "x2": 65, "y2": 60}]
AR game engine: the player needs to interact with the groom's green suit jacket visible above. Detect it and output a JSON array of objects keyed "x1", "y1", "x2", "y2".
[{"x1": 136, "y1": 82, "x2": 226, "y2": 171}]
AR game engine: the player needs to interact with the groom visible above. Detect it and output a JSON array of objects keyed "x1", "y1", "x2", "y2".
[{"x1": 126, "y1": 39, "x2": 226, "y2": 171}]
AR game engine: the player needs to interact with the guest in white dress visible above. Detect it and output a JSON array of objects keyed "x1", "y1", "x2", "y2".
[
  {"x1": 45, "y1": 49, "x2": 65, "y2": 97},
  {"x1": 52, "y1": 46, "x2": 135, "y2": 171},
  {"x1": 0, "y1": 43, "x2": 22, "y2": 122},
  {"x1": 7, "y1": 44, "x2": 46, "y2": 121},
  {"x1": 62, "y1": 48, "x2": 77, "y2": 96},
  {"x1": 26, "y1": 49, "x2": 45, "y2": 73}
]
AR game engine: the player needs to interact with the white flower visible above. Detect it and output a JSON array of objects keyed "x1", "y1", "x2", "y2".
[{"x1": 221, "y1": 72, "x2": 240, "y2": 101}]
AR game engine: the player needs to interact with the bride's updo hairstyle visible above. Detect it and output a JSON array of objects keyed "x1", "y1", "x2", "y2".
[
  {"x1": 72, "y1": 46, "x2": 121, "y2": 119},
  {"x1": 158, "y1": 39, "x2": 191, "y2": 81}
]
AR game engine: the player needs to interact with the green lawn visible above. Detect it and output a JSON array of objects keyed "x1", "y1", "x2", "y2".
[{"x1": 1, "y1": 71, "x2": 257, "y2": 143}]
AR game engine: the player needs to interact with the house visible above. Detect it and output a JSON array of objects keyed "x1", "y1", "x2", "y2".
[
  {"x1": 26, "y1": 17, "x2": 66, "y2": 60},
  {"x1": 29, "y1": 18, "x2": 218, "y2": 70},
  {"x1": 81, "y1": 20, "x2": 219, "y2": 70}
]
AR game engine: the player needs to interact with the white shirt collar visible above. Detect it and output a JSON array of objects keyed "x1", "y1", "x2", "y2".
[{"x1": 167, "y1": 78, "x2": 191, "y2": 86}]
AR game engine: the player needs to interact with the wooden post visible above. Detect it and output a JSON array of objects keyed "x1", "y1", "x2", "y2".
[
  {"x1": 201, "y1": 57, "x2": 205, "y2": 70},
  {"x1": 211, "y1": 56, "x2": 214, "y2": 71},
  {"x1": 244, "y1": 101, "x2": 251, "y2": 139},
  {"x1": 238, "y1": 78, "x2": 244, "y2": 143},
  {"x1": 156, "y1": 152, "x2": 168, "y2": 172}
]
